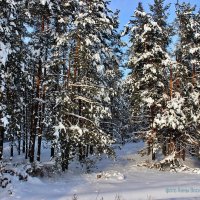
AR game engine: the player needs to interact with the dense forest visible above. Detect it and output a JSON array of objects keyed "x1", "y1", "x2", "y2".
[{"x1": 0, "y1": 0, "x2": 200, "y2": 185}]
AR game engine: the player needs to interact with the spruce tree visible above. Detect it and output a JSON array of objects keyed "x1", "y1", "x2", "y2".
[
  {"x1": 49, "y1": 0, "x2": 122, "y2": 170},
  {"x1": 149, "y1": 0, "x2": 173, "y2": 50},
  {"x1": 152, "y1": 2, "x2": 200, "y2": 163},
  {"x1": 126, "y1": 2, "x2": 172, "y2": 160},
  {"x1": 0, "y1": 0, "x2": 26, "y2": 160}
]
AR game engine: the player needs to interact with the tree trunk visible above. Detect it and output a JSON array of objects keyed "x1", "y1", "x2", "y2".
[
  {"x1": 152, "y1": 149, "x2": 156, "y2": 160},
  {"x1": 29, "y1": 61, "x2": 40, "y2": 163},
  {"x1": 37, "y1": 134, "x2": 42, "y2": 162},
  {"x1": 37, "y1": 62, "x2": 46, "y2": 162},
  {"x1": 29, "y1": 115, "x2": 35, "y2": 163},
  {"x1": 196, "y1": 141, "x2": 200, "y2": 158},
  {"x1": 61, "y1": 130, "x2": 69, "y2": 171},
  {"x1": 10, "y1": 139, "x2": 13, "y2": 159},
  {"x1": 0, "y1": 125, "x2": 4, "y2": 160},
  {"x1": 170, "y1": 65, "x2": 173, "y2": 99},
  {"x1": 150, "y1": 105, "x2": 156, "y2": 160},
  {"x1": 90, "y1": 145, "x2": 94, "y2": 155},
  {"x1": 25, "y1": 105, "x2": 28, "y2": 159},
  {"x1": 18, "y1": 130, "x2": 21, "y2": 155},
  {"x1": 37, "y1": 86, "x2": 45, "y2": 162},
  {"x1": 162, "y1": 139, "x2": 167, "y2": 156},
  {"x1": 79, "y1": 144, "x2": 86, "y2": 162},
  {"x1": 51, "y1": 145, "x2": 54, "y2": 158},
  {"x1": 181, "y1": 145, "x2": 186, "y2": 161},
  {"x1": 22, "y1": 107, "x2": 26, "y2": 154}
]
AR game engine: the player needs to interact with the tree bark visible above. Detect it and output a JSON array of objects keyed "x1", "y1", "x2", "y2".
[
  {"x1": 170, "y1": 65, "x2": 173, "y2": 99},
  {"x1": 18, "y1": 130, "x2": 21, "y2": 155},
  {"x1": 0, "y1": 125, "x2": 4, "y2": 160},
  {"x1": 10, "y1": 139, "x2": 13, "y2": 158}
]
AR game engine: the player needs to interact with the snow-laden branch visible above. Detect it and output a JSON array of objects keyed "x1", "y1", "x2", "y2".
[
  {"x1": 66, "y1": 112, "x2": 96, "y2": 127},
  {"x1": 74, "y1": 95, "x2": 100, "y2": 105},
  {"x1": 69, "y1": 83, "x2": 106, "y2": 89}
]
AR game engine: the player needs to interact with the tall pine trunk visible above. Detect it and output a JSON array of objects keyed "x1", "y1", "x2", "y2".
[
  {"x1": 22, "y1": 105, "x2": 26, "y2": 154},
  {"x1": 29, "y1": 102, "x2": 36, "y2": 163},
  {"x1": 0, "y1": 121, "x2": 4, "y2": 160},
  {"x1": 10, "y1": 137, "x2": 14, "y2": 159},
  {"x1": 29, "y1": 61, "x2": 40, "y2": 163},
  {"x1": 37, "y1": 18, "x2": 47, "y2": 161},
  {"x1": 25, "y1": 104, "x2": 28, "y2": 159},
  {"x1": 17, "y1": 130, "x2": 21, "y2": 155}
]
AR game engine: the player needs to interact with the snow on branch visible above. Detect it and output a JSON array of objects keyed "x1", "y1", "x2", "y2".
[
  {"x1": 69, "y1": 83, "x2": 106, "y2": 89},
  {"x1": 74, "y1": 95, "x2": 100, "y2": 105}
]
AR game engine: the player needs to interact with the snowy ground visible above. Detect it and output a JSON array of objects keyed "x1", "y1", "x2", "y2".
[{"x1": 1, "y1": 142, "x2": 200, "y2": 200}]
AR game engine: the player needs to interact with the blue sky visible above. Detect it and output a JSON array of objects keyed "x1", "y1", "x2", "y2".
[{"x1": 109, "y1": 0, "x2": 200, "y2": 31}]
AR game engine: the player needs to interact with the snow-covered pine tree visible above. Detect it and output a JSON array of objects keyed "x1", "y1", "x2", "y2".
[
  {"x1": 173, "y1": 2, "x2": 200, "y2": 158},
  {"x1": 115, "y1": 78, "x2": 132, "y2": 144},
  {"x1": 51, "y1": 0, "x2": 122, "y2": 170},
  {"x1": 153, "y1": 62, "x2": 189, "y2": 161},
  {"x1": 149, "y1": 0, "x2": 173, "y2": 50},
  {"x1": 175, "y1": 2, "x2": 196, "y2": 75},
  {"x1": 126, "y1": 2, "x2": 172, "y2": 160},
  {"x1": 152, "y1": 2, "x2": 200, "y2": 164},
  {"x1": 45, "y1": 0, "x2": 79, "y2": 170},
  {"x1": 0, "y1": 0, "x2": 15, "y2": 160},
  {"x1": 97, "y1": 9, "x2": 126, "y2": 144},
  {"x1": 184, "y1": 10, "x2": 200, "y2": 157},
  {"x1": 0, "y1": 0, "x2": 27, "y2": 160},
  {"x1": 189, "y1": 10, "x2": 200, "y2": 84},
  {"x1": 149, "y1": 0, "x2": 174, "y2": 156},
  {"x1": 102, "y1": 64, "x2": 125, "y2": 144},
  {"x1": 23, "y1": 0, "x2": 61, "y2": 163},
  {"x1": 123, "y1": 3, "x2": 148, "y2": 135}
]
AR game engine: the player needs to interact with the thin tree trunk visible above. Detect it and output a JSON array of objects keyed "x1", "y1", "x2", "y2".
[
  {"x1": 150, "y1": 106, "x2": 156, "y2": 160},
  {"x1": 18, "y1": 130, "x2": 21, "y2": 155},
  {"x1": 86, "y1": 145, "x2": 89, "y2": 157},
  {"x1": 34, "y1": 61, "x2": 42, "y2": 162},
  {"x1": 75, "y1": 37, "x2": 85, "y2": 161},
  {"x1": 196, "y1": 141, "x2": 200, "y2": 158},
  {"x1": 89, "y1": 145, "x2": 94, "y2": 155},
  {"x1": 79, "y1": 144, "x2": 86, "y2": 161},
  {"x1": 0, "y1": 123, "x2": 4, "y2": 160},
  {"x1": 29, "y1": 71, "x2": 35, "y2": 162},
  {"x1": 10, "y1": 138, "x2": 13, "y2": 159},
  {"x1": 37, "y1": 16, "x2": 45, "y2": 162},
  {"x1": 25, "y1": 105, "x2": 28, "y2": 159},
  {"x1": 37, "y1": 114, "x2": 42, "y2": 162},
  {"x1": 50, "y1": 145, "x2": 54, "y2": 158},
  {"x1": 37, "y1": 22, "x2": 47, "y2": 161},
  {"x1": 37, "y1": 84, "x2": 46, "y2": 162},
  {"x1": 22, "y1": 106, "x2": 26, "y2": 154},
  {"x1": 152, "y1": 149, "x2": 156, "y2": 160},
  {"x1": 29, "y1": 62, "x2": 39, "y2": 163},
  {"x1": 170, "y1": 65, "x2": 173, "y2": 99},
  {"x1": 162, "y1": 139, "x2": 167, "y2": 156},
  {"x1": 29, "y1": 103, "x2": 36, "y2": 163},
  {"x1": 61, "y1": 131, "x2": 69, "y2": 171}
]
